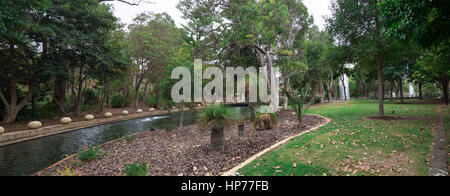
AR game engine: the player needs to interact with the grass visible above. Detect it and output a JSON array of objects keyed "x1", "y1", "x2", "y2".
[{"x1": 238, "y1": 100, "x2": 441, "y2": 176}]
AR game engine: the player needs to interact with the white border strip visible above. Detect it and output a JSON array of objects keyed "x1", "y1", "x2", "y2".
[{"x1": 221, "y1": 114, "x2": 331, "y2": 176}]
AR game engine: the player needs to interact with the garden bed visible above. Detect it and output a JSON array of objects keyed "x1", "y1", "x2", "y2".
[{"x1": 36, "y1": 110, "x2": 327, "y2": 176}]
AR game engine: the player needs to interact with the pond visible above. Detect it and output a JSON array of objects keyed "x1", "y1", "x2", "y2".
[{"x1": 0, "y1": 107, "x2": 250, "y2": 176}]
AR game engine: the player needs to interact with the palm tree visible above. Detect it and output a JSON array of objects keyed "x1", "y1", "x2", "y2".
[{"x1": 199, "y1": 105, "x2": 235, "y2": 151}]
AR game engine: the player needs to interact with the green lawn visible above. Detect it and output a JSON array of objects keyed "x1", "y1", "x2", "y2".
[{"x1": 239, "y1": 100, "x2": 442, "y2": 176}]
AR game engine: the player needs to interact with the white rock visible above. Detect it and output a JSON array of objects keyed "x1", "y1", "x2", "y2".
[
  {"x1": 28, "y1": 121, "x2": 43, "y2": 129},
  {"x1": 149, "y1": 108, "x2": 155, "y2": 112},
  {"x1": 122, "y1": 110, "x2": 129, "y2": 115},
  {"x1": 137, "y1": 109, "x2": 143, "y2": 113},
  {"x1": 60, "y1": 117, "x2": 72, "y2": 124},
  {"x1": 197, "y1": 104, "x2": 202, "y2": 107},
  {"x1": 172, "y1": 106, "x2": 176, "y2": 109},
  {"x1": 85, "y1": 115, "x2": 95, "y2": 121},
  {"x1": 0, "y1": 126, "x2": 4, "y2": 134},
  {"x1": 104, "y1": 112, "x2": 113, "y2": 118}
]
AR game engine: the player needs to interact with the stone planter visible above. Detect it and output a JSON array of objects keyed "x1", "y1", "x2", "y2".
[
  {"x1": 104, "y1": 112, "x2": 113, "y2": 118},
  {"x1": 197, "y1": 104, "x2": 202, "y2": 107},
  {"x1": 85, "y1": 115, "x2": 95, "y2": 121},
  {"x1": 122, "y1": 110, "x2": 129, "y2": 115},
  {"x1": 0, "y1": 126, "x2": 4, "y2": 135},
  {"x1": 28, "y1": 121, "x2": 43, "y2": 129},
  {"x1": 137, "y1": 109, "x2": 143, "y2": 113},
  {"x1": 60, "y1": 117, "x2": 72, "y2": 124},
  {"x1": 149, "y1": 108, "x2": 155, "y2": 112}
]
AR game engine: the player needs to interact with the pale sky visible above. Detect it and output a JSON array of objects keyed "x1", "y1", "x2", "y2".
[{"x1": 106, "y1": 0, "x2": 331, "y2": 30}]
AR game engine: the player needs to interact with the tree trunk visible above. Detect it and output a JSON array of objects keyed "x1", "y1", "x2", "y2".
[
  {"x1": 31, "y1": 95, "x2": 36, "y2": 116},
  {"x1": 376, "y1": 52, "x2": 385, "y2": 117},
  {"x1": 390, "y1": 80, "x2": 394, "y2": 101},
  {"x1": 418, "y1": 81, "x2": 423, "y2": 99},
  {"x1": 210, "y1": 126, "x2": 224, "y2": 151},
  {"x1": 398, "y1": 79, "x2": 404, "y2": 103},
  {"x1": 97, "y1": 85, "x2": 108, "y2": 114},
  {"x1": 326, "y1": 81, "x2": 333, "y2": 102},
  {"x1": 238, "y1": 124, "x2": 244, "y2": 137},
  {"x1": 340, "y1": 76, "x2": 347, "y2": 101},
  {"x1": 319, "y1": 79, "x2": 326, "y2": 103},
  {"x1": 283, "y1": 78, "x2": 290, "y2": 110},
  {"x1": 134, "y1": 87, "x2": 140, "y2": 109},
  {"x1": 0, "y1": 77, "x2": 34, "y2": 123},
  {"x1": 74, "y1": 66, "x2": 84, "y2": 117},
  {"x1": 440, "y1": 73, "x2": 449, "y2": 105},
  {"x1": 178, "y1": 104, "x2": 185, "y2": 134}
]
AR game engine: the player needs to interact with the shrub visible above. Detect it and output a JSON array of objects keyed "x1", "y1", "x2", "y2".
[
  {"x1": 125, "y1": 135, "x2": 136, "y2": 143},
  {"x1": 111, "y1": 95, "x2": 129, "y2": 108},
  {"x1": 78, "y1": 146, "x2": 105, "y2": 162},
  {"x1": 253, "y1": 113, "x2": 278, "y2": 130},
  {"x1": 144, "y1": 95, "x2": 158, "y2": 108},
  {"x1": 125, "y1": 162, "x2": 149, "y2": 176},
  {"x1": 84, "y1": 88, "x2": 98, "y2": 105},
  {"x1": 56, "y1": 167, "x2": 77, "y2": 176},
  {"x1": 161, "y1": 124, "x2": 176, "y2": 130},
  {"x1": 283, "y1": 87, "x2": 310, "y2": 123}
]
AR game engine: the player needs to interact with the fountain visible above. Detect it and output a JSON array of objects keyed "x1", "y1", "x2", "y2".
[
  {"x1": 409, "y1": 83, "x2": 415, "y2": 98},
  {"x1": 339, "y1": 74, "x2": 350, "y2": 100}
]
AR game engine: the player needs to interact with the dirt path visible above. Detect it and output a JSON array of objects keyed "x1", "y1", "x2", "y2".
[{"x1": 429, "y1": 105, "x2": 448, "y2": 176}]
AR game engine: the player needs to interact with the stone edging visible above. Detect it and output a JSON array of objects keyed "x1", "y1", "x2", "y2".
[
  {"x1": 0, "y1": 108, "x2": 195, "y2": 147},
  {"x1": 221, "y1": 114, "x2": 332, "y2": 176}
]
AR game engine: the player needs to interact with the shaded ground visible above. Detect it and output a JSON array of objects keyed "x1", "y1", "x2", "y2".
[
  {"x1": 238, "y1": 100, "x2": 439, "y2": 176},
  {"x1": 0, "y1": 107, "x2": 154, "y2": 133},
  {"x1": 429, "y1": 106, "x2": 448, "y2": 176},
  {"x1": 365, "y1": 116, "x2": 433, "y2": 121},
  {"x1": 36, "y1": 110, "x2": 327, "y2": 176}
]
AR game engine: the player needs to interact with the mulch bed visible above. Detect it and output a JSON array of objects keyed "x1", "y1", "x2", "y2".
[
  {"x1": 0, "y1": 107, "x2": 153, "y2": 133},
  {"x1": 36, "y1": 110, "x2": 327, "y2": 176}
]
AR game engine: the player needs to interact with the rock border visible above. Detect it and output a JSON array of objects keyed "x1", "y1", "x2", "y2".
[
  {"x1": 0, "y1": 108, "x2": 201, "y2": 147},
  {"x1": 221, "y1": 114, "x2": 331, "y2": 176}
]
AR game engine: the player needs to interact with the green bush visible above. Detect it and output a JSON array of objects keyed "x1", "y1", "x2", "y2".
[
  {"x1": 78, "y1": 146, "x2": 105, "y2": 162},
  {"x1": 313, "y1": 96, "x2": 322, "y2": 104},
  {"x1": 111, "y1": 95, "x2": 129, "y2": 108},
  {"x1": 161, "y1": 124, "x2": 176, "y2": 130},
  {"x1": 125, "y1": 135, "x2": 136, "y2": 143},
  {"x1": 125, "y1": 162, "x2": 149, "y2": 176},
  {"x1": 144, "y1": 95, "x2": 158, "y2": 108},
  {"x1": 84, "y1": 88, "x2": 98, "y2": 105},
  {"x1": 283, "y1": 87, "x2": 310, "y2": 123}
]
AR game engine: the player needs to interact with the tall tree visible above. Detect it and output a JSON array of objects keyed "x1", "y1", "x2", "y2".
[
  {"x1": 380, "y1": 0, "x2": 450, "y2": 105},
  {"x1": 327, "y1": 0, "x2": 390, "y2": 116},
  {"x1": 128, "y1": 13, "x2": 180, "y2": 109},
  {"x1": 0, "y1": 0, "x2": 50, "y2": 123}
]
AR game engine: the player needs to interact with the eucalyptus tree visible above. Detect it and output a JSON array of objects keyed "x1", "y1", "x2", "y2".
[
  {"x1": 327, "y1": 0, "x2": 391, "y2": 116},
  {"x1": 178, "y1": 0, "x2": 311, "y2": 110},
  {"x1": 128, "y1": 13, "x2": 180, "y2": 109}
]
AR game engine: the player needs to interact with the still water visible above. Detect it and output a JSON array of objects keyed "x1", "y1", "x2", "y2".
[{"x1": 0, "y1": 107, "x2": 249, "y2": 176}]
